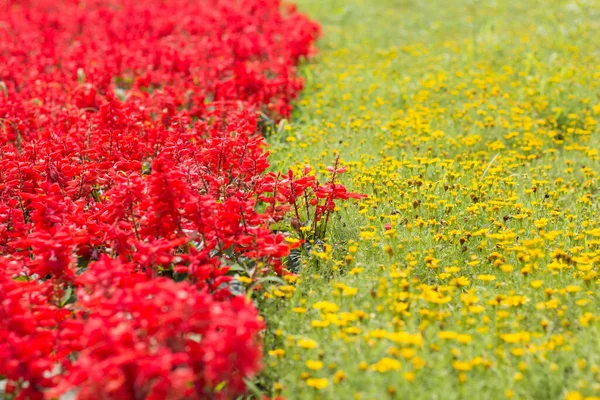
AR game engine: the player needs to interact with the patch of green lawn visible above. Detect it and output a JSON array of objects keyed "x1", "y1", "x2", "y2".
[{"x1": 259, "y1": 1, "x2": 600, "y2": 399}]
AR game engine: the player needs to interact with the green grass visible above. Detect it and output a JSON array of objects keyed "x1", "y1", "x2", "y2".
[{"x1": 259, "y1": 1, "x2": 600, "y2": 399}]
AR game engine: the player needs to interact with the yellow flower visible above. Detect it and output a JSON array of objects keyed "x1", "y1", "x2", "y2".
[
  {"x1": 404, "y1": 371, "x2": 416, "y2": 381},
  {"x1": 400, "y1": 348, "x2": 416, "y2": 359},
  {"x1": 438, "y1": 331, "x2": 458, "y2": 340},
  {"x1": 514, "y1": 372, "x2": 523, "y2": 381},
  {"x1": 349, "y1": 267, "x2": 364, "y2": 275},
  {"x1": 500, "y1": 264, "x2": 514, "y2": 273},
  {"x1": 333, "y1": 370, "x2": 346, "y2": 383},
  {"x1": 297, "y1": 338, "x2": 318, "y2": 349},
  {"x1": 306, "y1": 378, "x2": 328, "y2": 389},
  {"x1": 388, "y1": 331, "x2": 423, "y2": 346},
  {"x1": 454, "y1": 276, "x2": 470, "y2": 286},
  {"x1": 369, "y1": 329, "x2": 389, "y2": 339},
  {"x1": 371, "y1": 357, "x2": 402, "y2": 373},
  {"x1": 456, "y1": 334, "x2": 472, "y2": 344},
  {"x1": 452, "y1": 360, "x2": 472, "y2": 371},
  {"x1": 313, "y1": 301, "x2": 339, "y2": 313},
  {"x1": 342, "y1": 286, "x2": 358, "y2": 296},
  {"x1": 565, "y1": 392, "x2": 583, "y2": 400},
  {"x1": 311, "y1": 320, "x2": 330, "y2": 328},
  {"x1": 345, "y1": 326, "x2": 361, "y2": 335},
  {"x1": 306, "y1": 360, "x2": 324, "y2": 370},
  {"x1": 268, "y1": 349, "x2": 285, "y2": 357},
  {"x1": 469, "y1": 305, "x2": 485, "y2": 313}
]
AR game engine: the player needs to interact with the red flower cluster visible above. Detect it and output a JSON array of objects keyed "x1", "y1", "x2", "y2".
[
  {"x1": 1, "y1": 257, "x2": 264, "y2": 399},
  {"x1": 0, "y1": 0, "x2": 358, "y2": 398}
]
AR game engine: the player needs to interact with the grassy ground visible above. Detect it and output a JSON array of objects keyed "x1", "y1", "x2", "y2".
[{"x1": 259, "y1": 1, "x2": 600, "y2": 399}]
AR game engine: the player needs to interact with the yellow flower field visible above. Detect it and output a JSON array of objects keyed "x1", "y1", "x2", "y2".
[{"x1": 260, "y1": 0, "x2": 600, "y2": 399}]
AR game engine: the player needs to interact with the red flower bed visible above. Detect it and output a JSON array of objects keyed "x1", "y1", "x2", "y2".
[{"x1": 0, "y1": 0, "x2": 361, "y2": 398}]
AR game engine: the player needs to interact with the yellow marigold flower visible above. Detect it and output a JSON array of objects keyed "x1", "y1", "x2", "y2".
[
  {"x1": 500, "y1": 264, "x2": 514, "y2": 273},
  {"x1": 579, "y1": 312, "x2": 594, "y2": 327},
  {"x1": 566, "y1": 285, "x2": 581, "y2": 293},
  {"x1": 412, "y1": 356, "x2": 427, "y2": 369},
  {"x1": 511, "y1": 348, "x2": 525, "y2": 357},
  {"x1": 456, "y1": 334, "x2": 472, "y2": 344},
  {"x1": 369, "y1": 329, "x2": 389, "y2": 339},
  {"x1": 297, "y1": 338, "x2": 318, "y2": 349},
  {"x1": 478, "y1": 274, "x2": 496, "y2": 281},
  {"x1": 353, "y1": 310, "x2": 368, "y2": 320},
  {"x1": 469, "y1": 305, "x2": 485, "y2": 313},
  {"x1": 293, "y1": 307, "x2": 307, "y2": 313},
  {"x1": 564, "y1": 392, "x2": 583, "y2": 400},
  {"x1": 306, "y1": 378, "x2": 328, "y2": 390},
  {"x1": 306, "y1": 360, "x2": 324, "y2": 370},
  {"x1": 452, "y1": 360, "x2": 472, "y2": 371},
  {"x1": 400, "y1": 348, "x2": 416, "y2": 359},
  {"x1": 279, "y1": 285, "x2": 295, "y2": 293},
  {"x1": 360, "y1": 231, "x2": 376, "y2": 240},
  {"x1": 313, "y1": 301, "x2": 339, "y2": 313},
  {"x1": 372, "y1": 357, "x2": 402, "y2": 373},
  {"x1": 268, "y1": 349, "x2": 285, "y2": 357},
  {"x1": 388, "y1": 331, "x2": 423, "y2": 346},
  {"x1": 500, "y1": 332, "x2": 530, "y2": 344},
  {"x1": 438, "y1": 330, "x2": 458, "y2": 340},
  {"x1": 333, "y1": 370, "x2": 346, "y2": 383},
  {"x1": 454, "y1": 276, "x2": 470, "y2": 286},
  {"x1": 345, "y1": 326, "x2": 361, "y2": 335},
  {"x1": 311, "y1": 320, "x2": 330, "y2": 328}
]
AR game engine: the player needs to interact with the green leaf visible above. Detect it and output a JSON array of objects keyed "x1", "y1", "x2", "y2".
[
  {"x1": 243, "y1": 378, "x2": 264, "y2": 399},
  {"x1": 60, "y1": 286, "x2": 74, "y2": 307}
]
